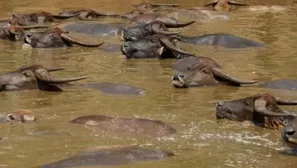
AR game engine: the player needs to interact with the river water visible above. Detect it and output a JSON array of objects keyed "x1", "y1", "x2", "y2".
[{"x1": 0, "y1": 0, "x2": 297, "y2": 167}]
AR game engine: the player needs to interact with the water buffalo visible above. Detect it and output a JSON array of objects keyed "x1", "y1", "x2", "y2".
[
  {"x1": 53, "y1": 8, "x2": 119, "y2": 20},
  {"x1": 71, "y1": 115, "x2": 176, "y2": 137},
  {"x1": 40, "y1": 145, "x2": 174, "y2": 168},
  {"x1": 282, "y1": 117, "x2": 297, "y2": 147},
  {"x1": 59, "y1": 20, "x2": 194, "y2": 40},
  {"x1": 122, "y1": 20, "x2": 195, "y2": 41},
  {"x1": 121, "y1": 34, "x2": 193, "y2": 59},
  {"x1": 171, "y1": 33, "x2": 266, "y2": 48},
  {"x1": 23, "y1": 27, "x2": 104, "y2": 48},
  {"x1": 171, "y1": 56, "x2": 257, "y2": 88},
  {"x1": 216, "y1": 93, "x2": 297, "y2": 129},
  {"x1": 129, "y1": 13, "x2": 182, "y2": 25},
  {"x1": 0, "y1": 109, "x2": 36, "y2": 123},
  {"x1": 133, "y1": 2, "x2": 181, "y2": 10},
  {"x1": 171, "y1": 57, "x2": 297, "y2": 90},
  {"x1": 9, "y1": 11, "x2": 72, "y2": 26},
  {"x1": 0, "y1": 23, "x2": 51, "y2": 42},
  {"x1": 203, "y1": 0, "x2": 249, "y2": 12},
  {"x1": 0, "y1": 64, "x2": 87, "y2": 92}
]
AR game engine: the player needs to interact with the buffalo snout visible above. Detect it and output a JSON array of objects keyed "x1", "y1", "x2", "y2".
[{"x1": 282, "y1": 118, "x2": 297, "y2": 146}]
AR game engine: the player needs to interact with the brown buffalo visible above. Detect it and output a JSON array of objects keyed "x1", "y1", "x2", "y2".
[
  {"x1": 216, "y1": 93, "x2": 297, "y2": 129},
  {"x1": 0, "y1": 64, "x2": 87, "y2": 92},
  {"x1": 71, "y1": 115, "x2": 177, "y2": 137},
  {"x1": 171, "y1": 56, "x2": 257, "y2": 88}
]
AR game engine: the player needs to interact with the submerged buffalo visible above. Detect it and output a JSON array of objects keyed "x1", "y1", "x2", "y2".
[
  {"x1": 216, "y1": 93, "x2": 297, "y2": 129},
  {"x1": 171, "y1": 33, "x2": 266, "y2": 48},
  {"x1": 0, "y1": 109, "x2": 36, "y2": 123},
  {"x1": 71, "y1": 115, "x2": 176, "y2": 137},
  {"x1": 0, "y1": 64, "x2": 87, "y2": 92},
  {"x1": 0, "y1": 25, "x2": 25, "y2": 41},
  {"x1": 0, "y1": 64, "x2": 147, "y2": 95},
  {"x1": 203, "y1": 0, "x2": 249, "y2": 12},
  {"x1": 9, "y1": 11, "x2": 73, "y2": 26},
  {"x1": 122, "y1": 20, "x2": 195, "y2": 41},
  {"x1": 133, "y1": 2, "x2": 181, "y2": 10},
  {"x1": 121, "y1": 34, "x2": 193, "y2": 59},
  {"x1": 171, "y1": 56, "x2": 256, "y2": 87},
  {"x1": 282, "y1": 117, "x2": 297, "y2": 147},
  {"x1": 53, "y1": 8, "x2": 119, "y2": 20},
  {"x1": 41, "y1": 145, "x2": 174, "y2": 168},
  {"x1": 23, "y1": 27, "x2": 104, "y2": 48},
  {"x1": 171, "y1": 56, "x2": 297, "y2": 91}
]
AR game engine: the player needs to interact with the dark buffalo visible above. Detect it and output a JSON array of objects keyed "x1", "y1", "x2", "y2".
[
  {"x1": 203, "y1": 0, "x2": 249, "y2": 12},
  {"x1": 171, "y1": 33, "x2": 266, "y2": 48},
  {"x1": 0, "y1": 109, "x2": 36, "y2": 123},
  {"x1": 121, "y1": 34, "x2": 193, "y2": 59},
  {"x1": 71, "y1": 115, "x2": 176, "y2": 137},
  {"x1": 216, "y1": 93, "x2": 297, "y2": 129},
  {"x1": 41, "y1": 145, "x2": 174, "y2": 168},
  {"x1": 23, "y1": 27, "x2": 104, "y2": 48},
  {"x1": 0, "y1": 64, "x2": 87, "y2": 92},
  {"x1": 0, "y1": 64, "x2": 147, "y2": 95},
  {"x1": 53, "y1": 8, "x2": 119, "y2": 20},
  {"x1": 172, "y1": 57, "x2": 297, "y2": 90},
  {"x1": 59, "y1": 20, "x2": 194, "y2": 40},
  {"x1": 122, "y1": 20, "x2": 195, "y2": 41},
  {"x1": 282, "y1": 117, "x2": 297, "y2": 147},
  {"x1": 171, "y1": 56, "x2": 256, "y2": 87}
]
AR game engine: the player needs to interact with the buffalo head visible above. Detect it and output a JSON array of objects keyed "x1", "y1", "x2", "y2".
[
  {"x1": 121, "y1": 20, "x2": 195, "y2": 41},
  {"x1": 171, "y1": 56, "x2": 257, "y2": 88},
  {"x1": 0, "y1": 25, "x2": 24, "y2": 41},
  {"x1": 282, "y1": 117, "x2": 297, "y2": 146},
  {"x1": 0, "y1": 64, "x2": 87, "y2": 92},
  {"x1": 4, "y1": 109, "x2": 36, "y2": 123},
  {"x1": 216, "y1": 94, "x2": 297, "y2": 128},
  {"x1": 54, "y1": 9, "x2": 119, "y2": 20},
  {"x1": 11, "y1": 12, "x2": 55, "y2": 26},
  {"x1": 23, "y1": 27, "x2": 104, "y2": 48},
  {"x1": 204, "y1": 0, "x2": 249, "y2": 12},
  {"x1": 121, "y1": 34, "x2": 193, "y2": 59}
]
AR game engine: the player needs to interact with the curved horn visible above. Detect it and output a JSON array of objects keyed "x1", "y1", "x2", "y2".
[
  {"x1": 40, "y1": 76, "x2": 88, "y2": 84},
  {"x1": 204, "y1": 1, "x2": 219, "y2": 7},
  {"x1": 228, "y1": 1, "x2": 249, "y2": 6},
  {"x1": 164, "y1": 21, "x2": 195, "y2": 28},
  {"x1": 159, "y1": 37, "x2": 193, "y2": 56},
  {"x1": 275, "y1": 98, "x2": 297, "y2": 105},
  {"x1": 47, "y1": 68, "x2": 65, "y2": 72},
  {"x1": 60, "y1": 33, "x2": 105, "y2": 47},
  {"x1": 255, "y1": 99, "x2": 297, "y2": 117},
  {"x1": 52, "y1": 13, "x2": 80, "y2": 19},
  {"x1": 150, "y1": 3, "x2": 181, "y2": 7},
  {"x1": 212, "y1": 67, "x2": 257, "y2": 84},
  {"x1": 151, "y1": 24, "x2": 179, "y2": 35},
  {"x1": 21, "y1": 25, "x2": 51, "y2": 29}
]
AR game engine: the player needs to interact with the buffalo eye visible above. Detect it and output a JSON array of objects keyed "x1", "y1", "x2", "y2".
[
  {"x1": 7, "y1": 114, "x2": 15, "y2": 121},
  {"x1": 149, "y1": 38, "x2": 157, "y2": 43},
  {"x1": 23, "y1": 71, "x2": 32, "y2": 77}
]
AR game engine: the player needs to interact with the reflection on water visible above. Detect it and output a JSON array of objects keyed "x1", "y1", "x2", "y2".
[{"x1": 0, "y1": 0, "x2": 297, "y2": 167}]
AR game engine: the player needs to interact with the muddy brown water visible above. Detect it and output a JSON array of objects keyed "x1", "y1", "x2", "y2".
[{"x1": 0, "y1": 0, "x2": 297, "y2": 167}]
